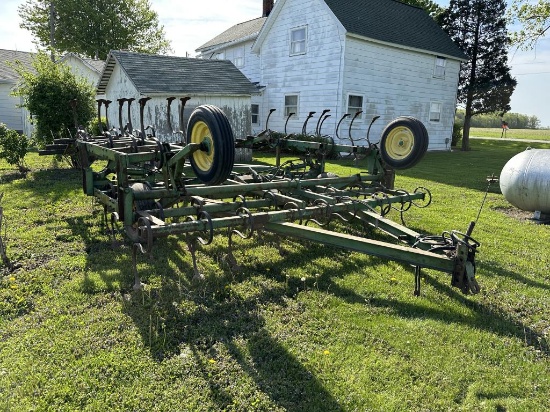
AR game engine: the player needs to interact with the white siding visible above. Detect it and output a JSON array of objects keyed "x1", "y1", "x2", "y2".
[
  {"x1": 256, "y1": 0, "x2": 345, "y2": 135},
  {"x1": 101, "y1": 64, "x2": 252, "y2": 141},
  {"x1": 221, "y1": 40, "x2": 261, "y2": 83},
  {"x1": 63, "y1": 56, "x2": 101, "y2": 88},
  {"x1": 342, "y1": 37, "x2": 461, "y2": 150},
  {"x1": 0, "y1": 82, "x2": 33, "y2": 136}
]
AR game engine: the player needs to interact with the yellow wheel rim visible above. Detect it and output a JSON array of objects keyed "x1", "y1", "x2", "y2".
[
  {"x1": 385, "y1": 126, "x2": 415, "y2": 160},
  {"x1": 190, "y1": 120, "x2": 214, "y2": 172}
]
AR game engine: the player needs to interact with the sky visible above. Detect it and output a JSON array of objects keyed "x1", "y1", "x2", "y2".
[{"x1": 1, "y1": 0, "x2": 549, "y2": 127}]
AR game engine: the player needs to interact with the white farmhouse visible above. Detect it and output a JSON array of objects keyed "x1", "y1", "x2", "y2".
[
  {"x1": 196, "y1": 0, "x2": 467, "y2": 150},
  {"x1": 0, "y1": 49, "x2": 34, "y2": 137},
  {"x1": 0, "y1": 49, "x2": 104, "y2": 137},
  {"x1": 96, "y1": 50, "x2": 259, "y2": 141}
]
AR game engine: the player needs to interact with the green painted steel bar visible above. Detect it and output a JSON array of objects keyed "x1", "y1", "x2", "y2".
[
  {"x1": 93, "y1": 188, "x2": 118, "y2": 210},
  {"x1": 141, "y1": 197, "x2": 412, "y2": 237},
  {"x1": 352, "y1": 210, "x2": 422, "y2": 244},
  {"x1": 281, "y1": 139, "x2": 371, "y2": 155},
  {"x1": 264, "y1": 222, "x2": 456, "y2": 273},
  {"x1": 146, "y1": 198, "x2": 275, "y2": 219},
  {"x1": 180, "y1": 175, "x2": 374, "y2": 197}
]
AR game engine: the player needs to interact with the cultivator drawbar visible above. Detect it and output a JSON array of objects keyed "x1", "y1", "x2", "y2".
[{"x1": 42, "y1": 99, "x2": 481, "y2": 295}]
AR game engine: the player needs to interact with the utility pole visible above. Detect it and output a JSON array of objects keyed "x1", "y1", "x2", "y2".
[{"x1": 49, "y1": 1, "x2": 55, "y2": 62}]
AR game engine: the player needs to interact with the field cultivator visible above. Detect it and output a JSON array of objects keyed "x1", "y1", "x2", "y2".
[{"x1": 40, "y1": 100, "x2": 481, "y2": 296}]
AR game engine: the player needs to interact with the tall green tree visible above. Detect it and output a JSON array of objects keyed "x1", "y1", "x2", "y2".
[
  {"x1": 401, "y1": 0, "x2": 446, "y2": 20},
  {"x1": 19, "y1": 0, "x2": 171, "y2": 60},
  {"x1": 441, "y1": 0, "x2": 517, "y2": 151},
  {"x1": 12, "y1": 51, "x2": 95, "y2": 147},
  {"x1": 508, "y1": 0, "x2": 550, "y2": 49}
]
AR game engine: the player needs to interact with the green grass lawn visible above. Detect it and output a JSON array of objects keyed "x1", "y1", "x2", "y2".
[
  {"x1": 470, "y1": 127, "x2": 550, "y2": 140},
  {"x1": 1, "y1": 141, "x2": 549, "y2": 411}
]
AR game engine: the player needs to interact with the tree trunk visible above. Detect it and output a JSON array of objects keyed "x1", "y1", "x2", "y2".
[{"x1": 462, "y1": 114, "x2": 471, "y2": 151}]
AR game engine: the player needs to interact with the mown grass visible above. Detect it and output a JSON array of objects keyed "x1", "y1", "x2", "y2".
[
  {"x1": 470, "y1": 127, "x2": 550, "y2": 140},
  {"x1": 0, "y1": 142, "x2": 549, "y2": 411}
]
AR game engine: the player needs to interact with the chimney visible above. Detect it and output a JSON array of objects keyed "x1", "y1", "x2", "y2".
[{"x1": 263, "y1": 0, "x2": 274, "y2": 17}]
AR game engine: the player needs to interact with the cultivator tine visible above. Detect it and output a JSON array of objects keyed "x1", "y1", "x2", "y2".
[
  {"x1": 179, "y1": 97, "x2": 191, "y2": 142},
  {"x1": 336, "y1": 113, "x2": 350, "y2": 141},
  {"x1": 126, "y1": 98, "x2": 135, "y2": 134},
  {"x1": 166, "y1": 97, "x2": 176, "y2": 134},
  {"x1": 104, "y1": 100, "x2": 112, "y2": 130},
  {"x1": 96, "y1": 99, "x2": 104, "y2": 134},
  {"x1": 138, "y1": 97, "x2": 151, "y2": 141},
  {"x1": 302, "y1": 111, "x2": 316, "y2": 135},
  {"x1": 315, "y1": 109, "x2": 330, "y2": 135},
  {"x1": 132, "y1": 242, "x2": 146, "y2": 290},
  {"x1": 226, "y1": 207, "x2": 255, "y2": 272},
  {"x1": 187, "y1": 240, "x2": 204, "y2": 281},
  {"x1": 117, "y1": 98, "x2": 127, "y2": 135},
  {"x1": 284, "y1": 112, "x2": 295, "y2": 134},
  {"x1": 318, "y1": 113, "x2": 331, "y2": 136}
]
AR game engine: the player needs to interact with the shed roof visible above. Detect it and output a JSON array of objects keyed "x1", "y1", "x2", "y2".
[
  {"x1": 0, "y1": 49, "x2": 35, "y2": 82},
  {"x1": 97, "y1": 50, "x2": 259, "y2": 96},
  {"x1": 196, "y1": 17, "x2": 267, "y2": 53}
]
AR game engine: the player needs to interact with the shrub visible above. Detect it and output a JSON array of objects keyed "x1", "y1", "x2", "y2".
[
  {"x1": 451, "y1": 121, "x2": 462, "y2": 147},
  {"x1": 0, "y1": 123, "x2": 29, "y2": 173},
  {"x1": 11, "y1": 51, "x2": 95, "y2": 148}
]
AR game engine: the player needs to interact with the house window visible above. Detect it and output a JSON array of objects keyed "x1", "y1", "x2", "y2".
[
  {"x1": 285, "y1": 95, "x2": 298, "y2": 117},
  {"x1": 347, "y1": 95, "x2": 363, "y2": 119},
  {"x1": 430, "y1": 102, "x2": 442, "y2": 122},
  {"x1": 251, "y1": 104, "x2": 259, "y2": 125},
  {"x1": 290, "y1": 27, "x2": 307, "y2": 55},
  {"x1": 234, "y1": 47, "x2": 244, "y2": 68},
  {"x1": 434, "y1": 56, "x2": 446, "y2": 78}
]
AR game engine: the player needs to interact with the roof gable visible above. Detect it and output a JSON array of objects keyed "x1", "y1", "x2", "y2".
[
  {"x1": 252, "y1": 0, "x2": 466, "y2": 60},
  {"x1": 0, "y1": 49, "x2": 35, "y2": 81},
  {"x1": 196, "y1": 17, "x2": 267, "y2": 53},
  {"x1": 97, "y1": 50, "x2": 258, "y2": 96},
  {"x1": 324, "y1": 0, "x2": 466, "y2": 60},
  {"x1": 60, "y1": 53, "x2": 105, "y2": 74}
]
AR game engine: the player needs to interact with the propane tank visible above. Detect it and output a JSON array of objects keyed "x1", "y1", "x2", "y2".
[{"x1": 500, "y1": 148, "x2": 550, "y2": 213}]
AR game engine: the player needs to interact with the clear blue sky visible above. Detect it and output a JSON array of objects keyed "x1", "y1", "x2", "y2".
[{"x1": 1, "y1": 0, "x2": 548, "y2": 127}]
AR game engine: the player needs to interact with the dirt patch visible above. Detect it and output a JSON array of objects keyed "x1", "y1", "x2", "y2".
[
  {"x1": 491, "y1": 206, "x2": 550, "y2": 224},
  {"x1": 492, "y1": 206, "x2": 534, "y2": 221}
]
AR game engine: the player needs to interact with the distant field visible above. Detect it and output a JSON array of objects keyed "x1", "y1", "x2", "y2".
[{"x1": 470, "y1": 127, "x2": 550, "y2": 140}]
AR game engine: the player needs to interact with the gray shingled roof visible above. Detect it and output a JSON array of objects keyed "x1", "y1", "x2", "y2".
[
  {"x1": 97, "y1": 50, "x2": 259, "y2": 95},
  {"x1": 196, "y1": 17, "x2": 267, "y2": 52},
  {"x1": 0, "y1": 49, "x2": 35, "y2": 81},
  {"x1": 83, "y1": 58, "x2": 105, "y2": 73},
  {"x1": 324, "y1": 0, "x2": 466, "y2": 60}
]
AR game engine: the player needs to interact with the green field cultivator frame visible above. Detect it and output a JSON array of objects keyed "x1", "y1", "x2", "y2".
[{"x1": 41, "y1": 102, "x2": 481, "y2": 296}]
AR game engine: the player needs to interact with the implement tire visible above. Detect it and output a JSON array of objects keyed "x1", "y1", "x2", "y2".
[
  {"x1": 380, "y1": 117, "x2": 429, "y2": 170},
  {"x1": 187, "y1": 105, "x2": 235, "y2": 185}
]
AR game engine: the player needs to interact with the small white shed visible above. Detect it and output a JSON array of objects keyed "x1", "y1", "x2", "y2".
[{"x1": 96, "y1": 50, "x2": 260, "y2": 141}]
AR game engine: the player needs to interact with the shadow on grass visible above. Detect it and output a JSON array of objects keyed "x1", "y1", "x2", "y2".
[
  {"x1": 10, "y1": 168, "x2": 82, "y2": 203},
  {"x1": 325, "y1": 266, "x2": 549, "y2": 357},
  {"x1": 116, "y1": 236, "x2": 345, "y2": 411}
]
